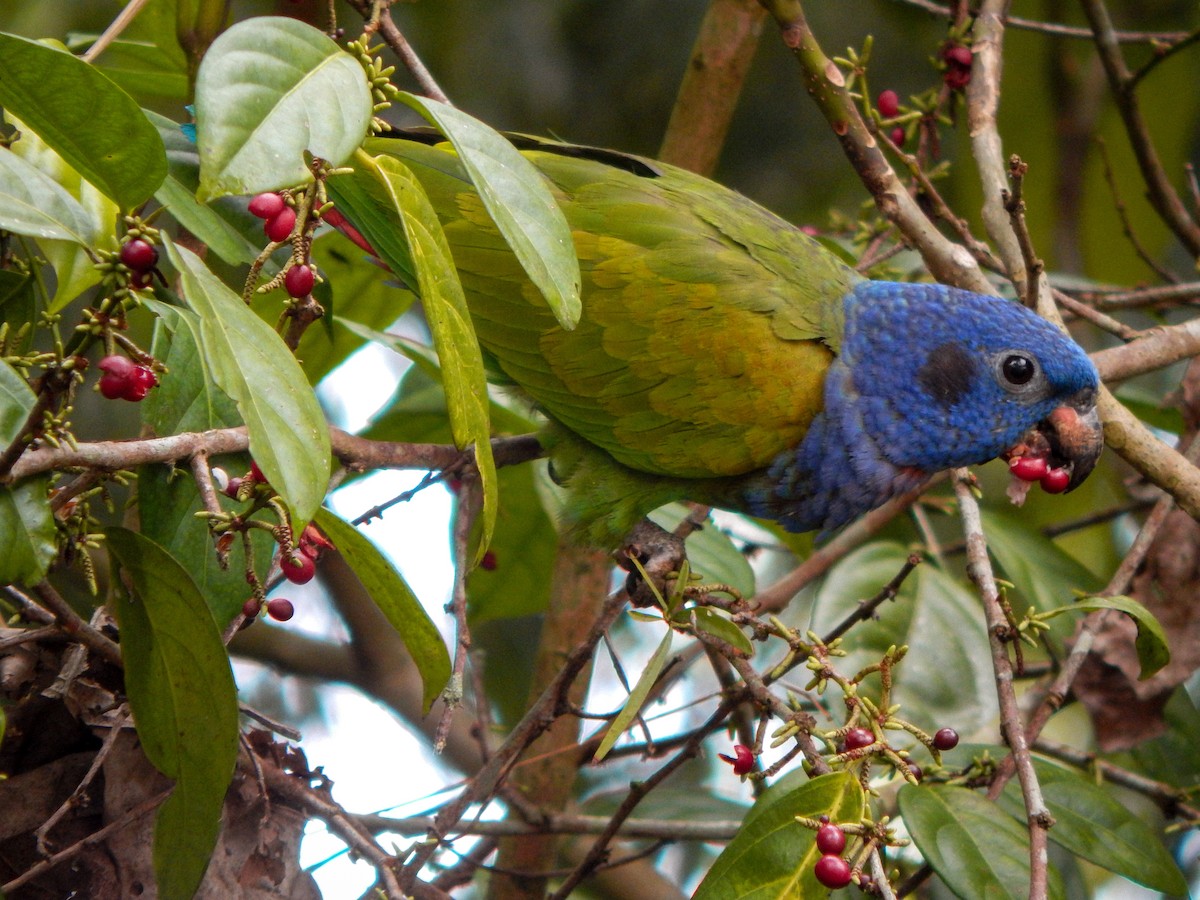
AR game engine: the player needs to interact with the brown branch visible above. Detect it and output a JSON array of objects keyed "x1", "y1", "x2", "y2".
[
  {"x1": 359, "y1": 810, "x2": 742, "y2": 842},
  {"x1": 1091, "y1": 316, "x2": 1200, "y2": 383},
  {"x1": 757, "y1": 0, "x2": 993, "y2": 293},
  {"x1": 1074, "y1": 281, "x2": 1200, "y2": 311},
  {"x1": 346, "y1": 0, "x2": 450, "y2": 103},
  {"x1": 887, "y1": 0, "x2": 1190, "y2": 43},
  {"x1": 1080, "y1": 0, "x2": 1200, "y2": 257},
  {"x1": 1094, "y1": 136, "x2": 1179, "y2": 283},
  {"x1": 31, "y1": 581, "x2": 122, "y2": 668},
  {"x1": 658, "y1": 0, "x2": 767, "y2": 176},
  {"x1": 437, "y1": 474, "x2": 479, "y2": 756},
  {"x1": 953, "y1": 470, "x2": 1052, "y2": 900}
]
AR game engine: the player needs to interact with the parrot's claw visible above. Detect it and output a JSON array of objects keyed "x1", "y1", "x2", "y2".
[{"x1": 615, "y1": 519, "x2": 687, "y2": 607}]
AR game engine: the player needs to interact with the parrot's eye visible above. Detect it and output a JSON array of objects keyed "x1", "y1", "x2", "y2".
[{"x1": 1001, "y1": 354, "x2": 1036, "y2": 386}]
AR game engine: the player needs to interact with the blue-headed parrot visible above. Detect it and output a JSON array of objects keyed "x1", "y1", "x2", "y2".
[{"x1": 339, "y1": 133, "x2": 1102, "y2": 547}]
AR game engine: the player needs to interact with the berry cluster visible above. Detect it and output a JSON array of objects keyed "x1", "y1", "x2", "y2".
[
  {"x1": 97, "y1": 355, "x2": 158, "y2": 402},
  {"x1": 119, "y1": 237, "x2": 159, "y2": 291},
  {"x1": 249, "y1": 192, "x2": 297, "y2": 243},
  {"x1": 1008, "y1": 453, "x2": 1070, "y2": 495},
  {"x1": 813, "y1": 817, "x2": 853, "y2": 889},
  {"x1": 942, "y1": 43, "x2": 972, "y2": 91}
]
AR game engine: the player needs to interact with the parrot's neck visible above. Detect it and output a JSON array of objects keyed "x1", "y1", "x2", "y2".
[{"x1": 740, "y1": 355, "x2": 929, "y2": 534}]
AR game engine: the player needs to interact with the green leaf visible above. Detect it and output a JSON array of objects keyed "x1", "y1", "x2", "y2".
[
  {"x1": 349, "y1": 151, "x2": 497, "y2": 561},
  {"x1": 0, "y1": 359, "x2": 36, "y2": 447},
  {"x1": 0, "y1": 145, "x2": 98, "y2": 244},
  {"x1": 0, "y1": 477, "x2": 55, "y2": 585},
  {"x1": 0, "y1": 32, "x2": 165, "y2": 209},
  {"x1": 693, "y1": 771, "x2": 864, "y2": 899},
  {"x1": 899, "y1": 784, "x2": 1064, "y2": 900},
  {"x1": 810, "y1": 544, "x2": 998, "y2": 735},
  {"x1": 147, "y1": 111, "x2": 259, "y2": 266},
  {"x1": 594, "y1": 627, "x2": 673, "y2": 762},
  {"x1": 167, "y1": 240, "x2": 331, "y2": 528},
  {"x1": 106, "y1": 527, "x2": 238, "y2": 900},
  {"x1": 997, "y1": 760, "x2": 1187, "y2": 895},
  {"x1": 1039, "y1": 595, "x2": 1169, "y2": 679},
  {"x1": 396, "y1": 95, "x2": 581, "y2": 330},
  {"x1": 5, "y1": 116, "x2": 118, "y2": 309},
  {"x1": 690, "y1": 607, "x2": 754, "y2": 657},
  {"x1": 194, "y1": 17, "x2": 372, "y2": 200},
  {"x1": 314, "y1": 509, "x2": 451, "y2": 713}
]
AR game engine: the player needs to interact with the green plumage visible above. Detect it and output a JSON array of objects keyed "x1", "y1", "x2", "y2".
[{"x1": 370, "y1": 137, "x2": 856, "y2": 500}]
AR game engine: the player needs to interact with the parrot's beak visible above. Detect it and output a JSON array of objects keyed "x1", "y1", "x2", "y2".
[{"x1": 1042, "y1": 389, "x2": 1103, "y2": 492}]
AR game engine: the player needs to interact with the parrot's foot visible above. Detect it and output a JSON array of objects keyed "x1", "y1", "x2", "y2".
[{"x1": 614, "y1": 519, "x2": 687, "y2": 608}]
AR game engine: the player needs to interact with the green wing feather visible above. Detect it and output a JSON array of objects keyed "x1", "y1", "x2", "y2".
[{"x1": 369, "y1": 135, "x2": 859, "y2": 484}]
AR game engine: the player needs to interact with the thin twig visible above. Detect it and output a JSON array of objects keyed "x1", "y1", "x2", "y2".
[
  {"x1": 31, "y1": 581, "x2": 122, "y2": 668},
  {"x1": 887, "y1": 0, "x2": 1190, "y2": 43},
  {"x1": 953, "y1": 470, "x2": 1052, "y2": 900},
  {"x1": 81, "y1": 0, "x2": 152, "y2": 62},
  {"x1": 1094, "y1": 135, "x2": 1179, "y2": 283},
  {"x1": 36, "y1": 713, "x2": 130, "y2": 854},
  {"x1": 1, "y1": 789, "x2": 171, "y2": 894},
  {"x1": 435, "y1": 472, "x2": 479, "y2": 754}
]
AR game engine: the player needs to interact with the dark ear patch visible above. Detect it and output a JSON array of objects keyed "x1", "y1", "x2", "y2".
[{"x1": 917, "y1": 343, "x2": 976, "y2": 408}]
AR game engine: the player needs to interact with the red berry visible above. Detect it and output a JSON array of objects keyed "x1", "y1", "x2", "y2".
[
  {"x1": 281, "y1": 550, "x2": 315, "y2": 585},
  {"x1": 1009, "y1": 456, "x2": 1049, "y2": 482},
  {"x1": 889, "y1": 126, "x2": 906, "y2": 148},
  {"x1": 242, "y1": 597, "x2": 261, "y2": 619},
  {"x1": 718, "y1": 744, "x2": 756, "y2": 776},
  {"x1": 842, "y1": 727, "x2": 874, "y2": 752},
  {"x1": 877, "y1": 89, "x2": 900, "y2": 118},
  {"x1": 120, "y1": 366, "x2": 158, "y2": 402},
  {"x1": 814, "y1": 854, "x2": 853, "y2": 889},
  {"x1": 249, "y1": 460, "x2": 267, "y2": 484},
  {"x1": 266, "y1": 597, "x2": 295, "y2": 621},
  {"x1": 264, "y1": 207, "x2": 296, "y2": 242},
  {"x1": 130, "y1": 269, "x2": 155, "y2": 291},
  {"x1": 815, "y1": 824, "x2": 846, "y2": 856},
  {"x1": 943, "y1": 44, "x2": 973, "y2": 68},
  {"x1": 933, "y1": 727, "x2": 960, "y2": 751},
  {"x1": 224, "y1": 476, "x2": 243, "y2": 499},
  {"x1": 1040, "y1": 468, "x2": 1070, "y2": 494},
  {"x1": 906, "y1": 762, "x2": 924, "y2": 782},
  {"x1": 284, "y1": 264, "x2": 315, "y2": 298},
  {"x1": 119, "y1": 239, "x2": 158, "y2": 273},
  {"x1": 98, "y1": 373, "x2": 126, "y2": 400},
  {"x1": 480, "y1": 550, "x2": 498, "y2": 571},
  {"x1": 98, "y1": 354, "x2": 134, "y2": 377},
  {"x1": 248, "y1": 192, "x2": 286, "y2": 219}
]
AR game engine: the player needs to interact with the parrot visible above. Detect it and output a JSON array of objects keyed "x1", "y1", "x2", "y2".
[{"x1": 336, "y1": 132, "x2": 1103, "y2": 547}]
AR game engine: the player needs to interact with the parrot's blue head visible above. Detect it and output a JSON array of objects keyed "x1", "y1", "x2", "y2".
[{"x1": 749, "y1": 282, "x2": 1101, "y2": 533}]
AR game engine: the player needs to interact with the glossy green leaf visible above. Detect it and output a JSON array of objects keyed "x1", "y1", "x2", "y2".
[
  {"x1": 997, "y1": 760, "x2": 1187, "y2": 895},
  {"x1": 351, "y1": 151, "x2": 497, "y2": 561},
  {"x1": 397, "y1": 95, "x2": 581, "y2": 330},
  {"x1": 0, "y1": 145, "x2": 98, "y2": 244},
  {"x1": 106, "y1": 527, "x2": 238, "y2": 900},
  {"x1": 900, "y1": 784, "x2": 1064, "y2": 900},
  {"x1": 1040, "y1": 595, "x2": 1169, "y2": 679},
  {"x1": 594, "y1": 627, "x2": 673, "y2": 761},
  {"x1": 148, "y1": 111, "x2": 259, "y2": 266},
  {"x1": 810, "y1": 543, "x2": 997, "y2": 735},
  {"x1": 194, "y1": 17, "x2": 372, "y2": 200},
  {"x1": 693, "y1": 771, "x2": 864, "y2": 899},
  {"x1": 0, "y1": 359, "x2": 36, "y2": 447},
  {"x1": 0, "y1": 477, "x2": 55, "y2": 585},
  {"x1": 6, "y1": 116, "x2": 117, "y2": 309},
  {"x1": 0, "y1": 32, "x2": 165, "y2": 208},
  {"x1": 690, "y1": 607, "x2": 754, "y2": 657},
  {"x1": 314, "y1": 508, "x2": 451, "y2": 713},
  {"x1": 137, "y1": 301, "x2": 275, "y2": 625},
  {"x1": 167, "y1": 241, "x2": 330, "y2": 528}
]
